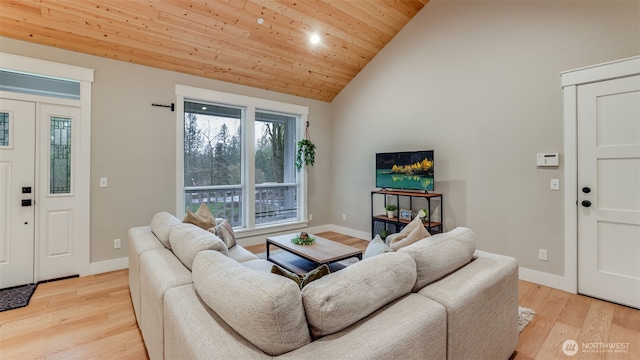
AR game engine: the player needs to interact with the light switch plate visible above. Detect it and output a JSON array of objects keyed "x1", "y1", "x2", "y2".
[
  {"x1": 99, "y1": 177, "x2": 108, "y2": 188},
  {"x1": 550, "y1": 179, "x2": 560, "y2": 191}
]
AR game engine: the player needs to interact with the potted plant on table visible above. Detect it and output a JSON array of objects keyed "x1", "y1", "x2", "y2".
[{"x1": 385, "y1": 204, "x2": 398, "y2": 218}]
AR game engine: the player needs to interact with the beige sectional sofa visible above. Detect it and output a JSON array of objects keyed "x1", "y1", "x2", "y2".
[{"x1": 129, "y1": 212, "x2": 519, "y2": 360}]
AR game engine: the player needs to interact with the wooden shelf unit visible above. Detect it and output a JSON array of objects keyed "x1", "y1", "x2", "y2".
[{"x1": 371, "y1": 189, "x2": 443, "y2": 238}]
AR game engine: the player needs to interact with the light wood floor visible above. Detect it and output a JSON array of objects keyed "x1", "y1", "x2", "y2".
[{"x1": 1, "y1": 231, "x2": 638, "y2": 359}]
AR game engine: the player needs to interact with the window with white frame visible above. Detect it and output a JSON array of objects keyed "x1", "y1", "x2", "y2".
[{"x1": 179, "y1": 86, "x2": 308, "y2": 232}]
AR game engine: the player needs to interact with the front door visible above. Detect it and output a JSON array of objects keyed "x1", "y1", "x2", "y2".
[
  {"x1": 0, "y1": 98, "x2": 36, "y2": 288},
  {"x1": 577, "y1": 74, "x2": 640, "y2": 309}
]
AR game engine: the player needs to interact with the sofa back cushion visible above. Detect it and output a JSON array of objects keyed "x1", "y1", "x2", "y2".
[
  {"x1": 399, "y1": 227, "x2": 477, "y2": 292},
  {"x1": 302, "y1": 252, "x2": 416, "y2": 338},
  {"x1": 150, "y1": 212, "x2": 182, "y2": 249},
  {"x1": 192, "y1": 250, "x2": 311, "y2": 356},
  {"x1": 169, "y1": 224, "x2": 228, "y2": 270}
]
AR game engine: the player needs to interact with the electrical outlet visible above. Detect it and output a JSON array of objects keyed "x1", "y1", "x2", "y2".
[
  {"x1": 114, "y1": 239, "x2": 121, "y2": 249},
  {"x1": 538, "y1": 249, "x2": 547, "y2": 261},
  {"x1": 309, "y1": 214, "x2": 313, "y2": 221},
  {"x1": 342, "y1": 214, "x2": 346, "y2": 221}
]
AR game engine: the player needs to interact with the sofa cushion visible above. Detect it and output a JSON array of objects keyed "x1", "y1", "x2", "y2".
[
  {"x1": 387, "y1": 215, "x2": 430, "y2": 250},
  {"x1": 302, "y1": 252, "x2": 416, "y2": 338},
  {"x1": 183, "y1": 203, "x2": 216, "y2": 229},
  {"x1": 169, "y1": 223, "x2": 229, "y2": 270},
  {"x1": 241, "y1": 258, "x2": 274, "y2": 273},
  {"x1": 209, "y1": 220, "x2": 237, "y2": 249},
  {"x1": 227, "y1": 244, "x2": 259, "y2": 263},
  {"x1": 150, "y1": 212, "x2": 182, "y2": 249},
  {"x1": 399, "y1": 227, "x2": 477, "y2": 292},
  {"x1": 363, "y1": 234, "x2": 393, "y2": 259},
  {"x1": 192, "y1": 250, "x2": 311, "y2": 356}
]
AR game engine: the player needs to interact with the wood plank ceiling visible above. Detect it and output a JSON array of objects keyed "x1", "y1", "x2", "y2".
[{"x1": 0, "y1": 0, "x2": 428, "y2": 102}]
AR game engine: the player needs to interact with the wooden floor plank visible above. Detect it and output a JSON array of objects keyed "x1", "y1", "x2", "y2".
[{"x1": 1, "y1": 232, "x2": 638, "y2": 360}]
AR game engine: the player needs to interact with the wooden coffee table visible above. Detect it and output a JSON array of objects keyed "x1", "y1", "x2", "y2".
[{"x1": 266, "y1": 233, "x2": 362, "y2": 275}]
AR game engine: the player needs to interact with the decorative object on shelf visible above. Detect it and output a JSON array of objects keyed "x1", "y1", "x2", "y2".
[
  {"x1": 399, "y1": 209, "x2": 412, "y2": 221},
  {"x1": 371, "y1": 190, "x2": 443, "y2": 238},
  {"x1": 418, "y1": 208, "x2": 429, "y2": 221},
  {"x1": 291, "y1": 232, "x2": 315, "y2": 245},
  {"x1": 295, "y1": 121, "x2": 316, "y2": 171},
  {"x1": 385, "y1": 204, "x2": 398, "y2": 218}
]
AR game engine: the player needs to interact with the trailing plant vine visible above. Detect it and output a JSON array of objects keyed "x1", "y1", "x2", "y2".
[{"x1": 296, "y1": 121, "x2": 316, "y2": 171}]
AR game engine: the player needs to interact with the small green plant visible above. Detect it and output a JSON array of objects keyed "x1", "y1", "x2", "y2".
[
  {"x1": 295, "y1": 139, "x2": 316, "y2": 171},
  {"x1": 385, "y1": 204, "x2": 398, "y2": 211},
  {"x1": 379, "y1": 229, "x2": 389, "y2": 240}
]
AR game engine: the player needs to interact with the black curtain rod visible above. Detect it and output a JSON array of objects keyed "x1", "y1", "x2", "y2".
[{"x1": 152, "y1": 103, "x2": 175, "y2": 111}]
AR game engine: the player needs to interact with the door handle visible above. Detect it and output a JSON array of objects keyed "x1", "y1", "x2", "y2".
[
  {"x1": 21, "y1": 199, "x2": 32, "y2": 207},
  {"x1": 581, "y1": 200, "x2": 591, "y2": 208},
  {"x1": 582, "y1": 187, "x2": 591, "y2": 194}
]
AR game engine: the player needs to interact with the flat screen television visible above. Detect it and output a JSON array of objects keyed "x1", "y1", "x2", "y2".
[{"x1": 376, "y1": 150, "x2": 434, "y2": 192}]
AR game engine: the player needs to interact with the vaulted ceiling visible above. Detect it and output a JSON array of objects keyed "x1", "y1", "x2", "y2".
[{"x1": 0, "y1": 0, "x2": 429, "y2": 102}]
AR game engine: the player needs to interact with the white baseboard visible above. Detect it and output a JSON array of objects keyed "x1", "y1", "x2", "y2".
[
  {"x1": 519, "y1": 266, "x2": 575, "y2": 293},
  {"x1": 325, "y1": 224, "x2": 371, "y2": 241},
  {"x1": 89, "y1": 257, "x2": 129, "y2": 275}
]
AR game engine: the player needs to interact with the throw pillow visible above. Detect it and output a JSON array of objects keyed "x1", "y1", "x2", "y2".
[
  {"x1": 209, "y1": 220, "x2": 237, "y2": 249},
  {"x1": 271, "y1": 264, "x2": 331, "y2": 289},
  {"x1": 388, "y1": 215, "x2": 431, "y2": 251},
  {"x1": 363, "y1": 234, "x2": 394, "y2": 259},
  {"x1": 183, "y1": 203, "x2": 216, "y2": 229}
]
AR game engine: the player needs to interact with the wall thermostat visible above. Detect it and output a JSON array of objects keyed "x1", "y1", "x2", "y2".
[{"x1": 537, "y1": 153, "x2": 559, "y2": 167}]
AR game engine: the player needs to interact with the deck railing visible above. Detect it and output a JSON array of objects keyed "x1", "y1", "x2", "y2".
[{"x1": 184, "y1": 184, "x2": 298, "y2": 227}]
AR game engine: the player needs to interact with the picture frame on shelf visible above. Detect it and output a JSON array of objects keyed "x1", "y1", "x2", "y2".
[{"x1": 399, "y1": 209, "x2": 412, "y2": 221}]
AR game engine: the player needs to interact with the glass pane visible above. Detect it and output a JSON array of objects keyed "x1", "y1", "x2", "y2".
[
  {"x1": 0, "y1": 112, "x2": 8, "y2": 147},
  {"x1": 0, "y1": 70, "x2": 80, "y2": 100},
  {"x1": 254, "y1": 111, "x2": 297, "y2": 224},
  {"x1": 50, "y1": 117, "x2": 72, "y2": 194},
  {"x1": 184, "y1": 101, "x2": 242, "y2": 226}
]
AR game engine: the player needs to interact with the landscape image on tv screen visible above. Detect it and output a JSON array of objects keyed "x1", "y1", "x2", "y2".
[{"x1": 376, "y1": 150, "x2": 434, "y2": 191}]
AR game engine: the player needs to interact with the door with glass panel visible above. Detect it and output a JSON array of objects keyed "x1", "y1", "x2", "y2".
[
  {"x1": 0, "y1": 99, "x2": 82, "y2": 288},
  {"x1": 0, "y1": 99, "x2": 36, "y2": 288},
  {"x1": 37, "y1": 103, "x2": 82, "y2": 281}
]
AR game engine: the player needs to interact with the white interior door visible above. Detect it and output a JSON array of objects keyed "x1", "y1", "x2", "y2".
[
  {"x1": 577, "y1": 74, "x2": 640, "y2": 309},
  {"x1": 0, "y1": 99, "x2": 36, "y2": 288}
]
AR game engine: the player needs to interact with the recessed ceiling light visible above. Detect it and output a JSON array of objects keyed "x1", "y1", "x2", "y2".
[
  {"x1": 257, "y1": 18, "x2": 264, "y2": 25},
  {"x1": 310, "y1": 33, "x2": 321, "y2": 45}
]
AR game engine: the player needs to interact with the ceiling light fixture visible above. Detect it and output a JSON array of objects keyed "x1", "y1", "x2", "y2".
[
  {"x1": 257, "y1": 18, "x2": 264, "y2": 25},
  {"x1": 310, "y1": 33, "x2": 321, "y2": 45}
]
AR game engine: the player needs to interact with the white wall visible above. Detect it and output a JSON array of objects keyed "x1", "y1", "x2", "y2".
[
  {"x1": 330, "y1": 0, "x2": 640, "y2": 277},
  {"x1": 0, "y1": 36, "x2": 332, "y2": 264}
]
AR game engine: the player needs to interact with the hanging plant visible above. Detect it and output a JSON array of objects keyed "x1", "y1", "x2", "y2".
[{"x1": 296, "y1": 121, "x2": 316, "y2": 171}]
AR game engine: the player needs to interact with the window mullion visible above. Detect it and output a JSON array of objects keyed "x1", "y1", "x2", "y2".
[{"x1": 245, "y1": 106, "x2": 256, "y2": 229}]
